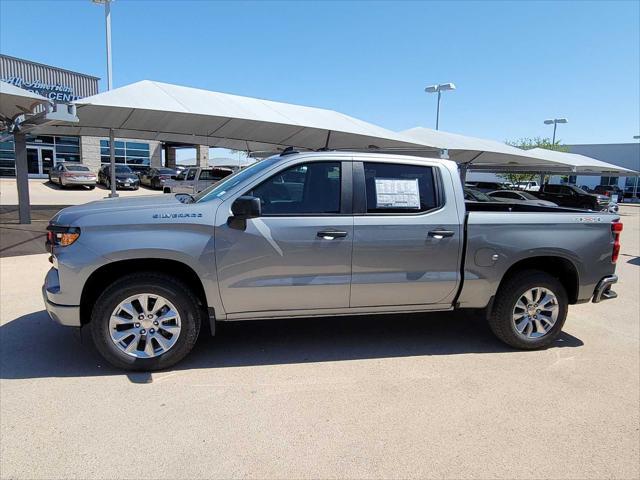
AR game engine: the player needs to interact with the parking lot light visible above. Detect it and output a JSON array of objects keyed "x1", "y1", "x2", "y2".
[
  {"x1": 544, "y1": 118, "x2": 568, "y2": 144},
  {"x1": 425, "y1": 83, "x2": 456, "y2": 130}
]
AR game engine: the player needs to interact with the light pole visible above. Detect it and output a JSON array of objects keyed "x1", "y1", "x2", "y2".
[
  {"x1": 92, "y1": 0, "x2": 117, "y2": 198},
  {"x1": 544, "y1": 118, "x2": 568, "y2": 145},
  {"x1": 425, "y1": 83, "x2": 456, "y2": 130}
]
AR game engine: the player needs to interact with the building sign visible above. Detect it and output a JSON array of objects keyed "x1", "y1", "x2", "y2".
[{"x1": 0, "y1": 76, "x2": 82, "y2": 102}]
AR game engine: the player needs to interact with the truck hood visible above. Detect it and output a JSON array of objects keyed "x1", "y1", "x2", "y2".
[{"x1": 50, "y1": 194, "x2": 184, "y2": 226}]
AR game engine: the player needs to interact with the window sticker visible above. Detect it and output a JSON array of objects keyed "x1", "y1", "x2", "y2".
[{"x1": 374, "y1": 177, "x2": 420, "y2": 209}]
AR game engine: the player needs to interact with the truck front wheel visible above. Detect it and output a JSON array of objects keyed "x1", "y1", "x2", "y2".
[
  {"x1": 89, "y1": 273, "x2": 201, "y2": 371},
  {"x1": 488, "y1": 270, "x2": 568, "y2": 350}
]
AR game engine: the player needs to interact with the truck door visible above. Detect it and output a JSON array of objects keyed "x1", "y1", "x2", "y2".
[
  {"x1": 175, "y1": 168, "x2": 196, "y2": 194},
  {"x1": 196, "y1": 169, "x2": 216, "y2": 193},
  {"x1": 350, "y1": 161, "x2": 462, "y2": 307},
  {"x1": 215, "y1": 160, "x2": 353, "y2": 314}
]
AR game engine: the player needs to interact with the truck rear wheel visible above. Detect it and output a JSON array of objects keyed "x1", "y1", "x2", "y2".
[
  {"x1": 89, "y1": 273, "x2": 201, "y2": 371},
  {"x1": 488, "y1": 270, "x2": 568, "y2": 350}
]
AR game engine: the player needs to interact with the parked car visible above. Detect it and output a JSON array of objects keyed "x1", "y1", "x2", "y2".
[
  {"x1": 98, "y1": 164, "x2": 140, "y2": 190},
  {"x1": 465, "y1": 181, "x2": 510, "y2": 193},
  {"x1": 593, "y1": 185, "x2": 625, "y2": 202},
  {"x1": 48, "y1": 163, "x2": 96, "y2": 189},
  {"x1": 162, "y1": 166, "x2": 233, "y2": 194},
  {"x1": 127, "y1": 164, "x2": 151, "y2": 178},
  {"x1": 624, "y1": 185, "x2": 639, "y2": 200},
  {"x1": 533, "y1": 184, "x2": 609, "y2": 210},
  {"x1": 514, "y1": 181, "x2": 540, "y2": 192},
  {"x1": 463, "y1": 187, "x2": 493, "y2": 202},
  {"x1": 139, "y1": 167, "x2": 177, "y2": 189},
  {"x1": 43, "y1": 151, "x2": 622, "y2": 371},
  {"x1": 488, "y1": 190, "x2": 557, "y2": 207}
]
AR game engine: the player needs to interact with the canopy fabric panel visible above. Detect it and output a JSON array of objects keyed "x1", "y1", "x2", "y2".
[
  {"x1": 0, "y1": 81, "x2": 50, "y2": 125},
  {"x1": 43, "y1": 80, "x2": 442, "y2": 154},
  {"x1": 526, "y1": 148, "x2": 638, "y2": 175},
  {"x1": 400, "y1": 127, "x2": 569, "y2": 168}
]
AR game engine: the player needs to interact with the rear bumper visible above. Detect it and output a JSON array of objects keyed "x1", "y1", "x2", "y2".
[
  {"x1": 592, "y1": 275, "x2": 618, "y2": 303},
  {"x1": 63, "y1": 178, "x2": 96, "y2": 186}
]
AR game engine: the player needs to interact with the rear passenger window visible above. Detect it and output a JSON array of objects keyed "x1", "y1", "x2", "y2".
[
  {"x1": 363, "y1": 163, "x2": 438, "y2": 213},
  {"x1": 199, "y1": 170, "x2": 216, "y2": 181},
  {"x1": 250, "y1": 162, "x2": 341, "y2": 215}
]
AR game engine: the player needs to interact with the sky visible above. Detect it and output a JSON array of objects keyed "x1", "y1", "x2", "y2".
[{"x1": 1, "y1": 0, "x2": 639, "y2": 155}]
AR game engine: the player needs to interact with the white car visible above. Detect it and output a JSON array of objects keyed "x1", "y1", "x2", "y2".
[
  {"x1": 514, "y1": 181, "x2": 540, "y2": 191},
  {"x1": 488, "y1": 190, "x2": 557, "y2": 207}
]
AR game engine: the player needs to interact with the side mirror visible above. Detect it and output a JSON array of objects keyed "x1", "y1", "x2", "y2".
[
  {"x1": 228, "y1": 196, "x2": 261, "y2": 230},
  {"x1": 231, "y1": 196, "x2": 261, "y2": 219}
]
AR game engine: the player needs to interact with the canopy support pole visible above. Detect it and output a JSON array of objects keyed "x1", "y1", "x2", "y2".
[
  {"x1": 14, "y1": 131, "x2": 31, "y2": 224},
  {"x1": 108, "y1": 128, "x2": 118, "y2": 198},
  {"x1": 324, "y1": 130, "x2": 332, "y2": 150}
]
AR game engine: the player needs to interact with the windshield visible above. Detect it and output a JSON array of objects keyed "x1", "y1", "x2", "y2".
[
  {"x1": 519, "y1": 191, "x2": 537, "y2": 200},
  {"x1": 115, "y1": 166, "x2": 133, "y2": 174},
  {"x1": 157, "y1": 168, "x2": 175, "y2": 175},
  {"x1": 465, "y1": 188, "x2": 492, "y2": 202},
  {"x1": 195, "y1": 157, "x2": 280, "y2": 202},
  {"x1": 569, "y1": 185, "x2": 589, "y2": 195},
  {"x1": 65, "y1": 165, "x2": 90, "y2": 172}
]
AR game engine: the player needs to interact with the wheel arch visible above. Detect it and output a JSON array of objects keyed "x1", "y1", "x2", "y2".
[
  {"x1": 80, "y1": 258, "x2": 209, "y2": 326},
  {"x1": 499, "y1": 256, "x2": 579, "y2": 305}
]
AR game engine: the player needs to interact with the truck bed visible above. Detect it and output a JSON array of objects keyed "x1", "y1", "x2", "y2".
[{"x1": 457, "y1": 202, "x2": 618, "y2": 309}]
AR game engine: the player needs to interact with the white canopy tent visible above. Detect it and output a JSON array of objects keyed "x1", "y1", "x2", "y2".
[
  {"x1": 402, "y1": 127, "x2": 638, "y2": 176},
  {"x1": 401, "y1": 127, "x2": 568, "y2": 170},
  {"x1": 0, "y1": 80, "x2": 50, "y2": 127},
  {"x1": 0, "y1": 81, "x2": 54, "y2": 224},
  {"x1": 42, "y1": 80, "x2": 443, "y2": 155}
]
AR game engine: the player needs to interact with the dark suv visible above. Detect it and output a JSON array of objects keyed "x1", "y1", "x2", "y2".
[
  {"x1": 593, "y1": 185, "x2": 625, "y2": 202},
  {"x1": 534, "y1": 184, "x2": 609, "y2": 210}
]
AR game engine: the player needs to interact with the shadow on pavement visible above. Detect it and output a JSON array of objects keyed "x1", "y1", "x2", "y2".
[{"x1": 0, "y1": 309, "x2": 583, "y2": 381}]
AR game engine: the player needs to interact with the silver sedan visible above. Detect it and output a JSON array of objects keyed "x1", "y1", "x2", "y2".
[
  {"x1": 488, "y1": 190, "x2": 557, "y2": 207},
  {"x1": 49, "y1": 163, "x2": 97, "y2": 189}
]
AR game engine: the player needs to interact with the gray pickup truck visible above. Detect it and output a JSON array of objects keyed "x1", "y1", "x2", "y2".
[
  {"x1": 43, "y1": 152, "x2": 622, "y2": 371},
  {"x1": 162, "y1": 166, "x2": 233, "y2": 194}
]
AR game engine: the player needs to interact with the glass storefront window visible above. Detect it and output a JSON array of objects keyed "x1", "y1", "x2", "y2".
[{"x1": 100, "y1": 139, "x2": 151, "y2": 166}]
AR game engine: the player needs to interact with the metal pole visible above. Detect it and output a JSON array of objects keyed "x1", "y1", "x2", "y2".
[
  {"x1": 435, "y1": 90, "x2": 441, "y2": 130},
  {"x1": 105, "y1": 0, "x2": 113, "y2": 90},
  {"x1": 108, "y1": 128, "x2": 118, "y2": 198},
  {"x1": 14, "y1": 132, "x2": 31, "y2": 224},
  {"x1": 104, "y1": 1, "x2": 117, "y2": 197},
  {"x1": 552, "y1": 122, "x2": 557, "y2": 145}
]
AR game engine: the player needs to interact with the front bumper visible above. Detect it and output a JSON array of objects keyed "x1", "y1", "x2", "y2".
[
  {"x1": 42, "y1": 268, "x2": 81, "y2": 327},
  {"x1": 592, "y1": 275, "x2": 618, "y2": 303},
  {"x1": 42, "y1": 286, "x2": 81, "y2": 326}
]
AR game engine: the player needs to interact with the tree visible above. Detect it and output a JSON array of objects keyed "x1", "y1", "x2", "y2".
[{"x1": 497, "y1": 137, "x2": 570, "y2": 185}]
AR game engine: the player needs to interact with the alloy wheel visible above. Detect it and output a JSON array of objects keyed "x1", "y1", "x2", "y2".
[
  {"x1": 108, "y1": 293, "x2": 182, "y2": 358},
  {"x1": 512, "y1": 287, "x2": 559, "y2": 339}
]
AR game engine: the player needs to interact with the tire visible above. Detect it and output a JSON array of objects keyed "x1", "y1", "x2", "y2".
[
  {"x1": 89, "y1": 185, "x2": 96, "y2": 190},
  {"x1": 60, "y1": 178, "x2": 66, "y2": 189},
  {"x1": 105, "y1": 178, "x2": 111, "y2": 190},
  {"x1": 89, "y1": 273, "x2": 202, "y2": 371},
  {"x1": 488, "y1": 270, "x2": 568, "y2": 350}
]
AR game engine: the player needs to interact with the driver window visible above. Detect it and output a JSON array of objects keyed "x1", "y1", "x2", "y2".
[
  {"x1": 186, "y1": 169, "x2": 197, "y2": 181},
  {"x1": 249, "y1": 162, "x2": 341, "y2": 215}
]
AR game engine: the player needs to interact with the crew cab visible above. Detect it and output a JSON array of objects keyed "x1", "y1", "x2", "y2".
[
  {"x1": 43, "y1": 152, "x2": 622, "y2": 371},
  {"x1": 162, "y1": 166, "x2": 232, "y2": 194},
  {"x1": 534, "y1": 184, "x2": 609, "y2": 210}
]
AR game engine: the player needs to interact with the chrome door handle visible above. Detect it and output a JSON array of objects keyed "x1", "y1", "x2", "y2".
[
  {"x1": 317, "y1": 230, "x2": 348, "y2": 240},
  {"x1": 428, "y1": 229, "x2": 455, "y2": 239}
]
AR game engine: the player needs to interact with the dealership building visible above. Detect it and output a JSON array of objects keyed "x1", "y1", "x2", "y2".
[{"x1": 0, "y1": 54, "x2": 211, "y2": 177}]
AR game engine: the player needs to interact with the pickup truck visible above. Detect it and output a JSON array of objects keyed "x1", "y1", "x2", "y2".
[
  {"x1": 43, "y1": 152, "x2": 622, "y2": 371},
  {"x1": 534, "y1": 184, "x2": 610, "y2": 210},
  {"x1": 162, "y1": 166, "x2": 232, "y2": 194}
]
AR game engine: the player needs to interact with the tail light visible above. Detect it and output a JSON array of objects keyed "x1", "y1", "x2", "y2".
[
  {"x1": 46, "y1": 225, "x2": 81, "y2": 249},
  {"x1": 611, "y1": 221, "x2": 623, "y2": 263}
]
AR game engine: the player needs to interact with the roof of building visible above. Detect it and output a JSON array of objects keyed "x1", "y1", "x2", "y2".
[{"x1": 0, "y1": 54, "x2": 100, "y2": 80}]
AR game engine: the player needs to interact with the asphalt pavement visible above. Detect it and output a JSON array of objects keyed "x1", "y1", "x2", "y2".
[{"x1": 0, "y1": 206, "x2": 638, "y2": 479}]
